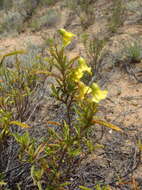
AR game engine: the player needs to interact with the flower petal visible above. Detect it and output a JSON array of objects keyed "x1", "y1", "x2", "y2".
[
  {"x1": 90, "y1": 83, "x2": 107, "y2": 103},
  {"x1": 76, "y1": 81, "x2": 91, "y2": 100},
  {"x1": 58, "y1": 28, "x2": 76, "y2": 47},
  {"x1": 58, "y1": 28, "x2": 76, "y2": 38},
  {"x1": 78, "y1": 57, "x2": 92, "y2": 74}
]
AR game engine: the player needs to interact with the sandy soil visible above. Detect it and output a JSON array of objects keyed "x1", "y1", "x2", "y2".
[{"x1": 1, "y1": 0, "x2": 142, "y2": 189}]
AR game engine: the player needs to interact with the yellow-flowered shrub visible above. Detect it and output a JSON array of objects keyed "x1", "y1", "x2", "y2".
[{"x1": 0, "y1": 29, "x2": 122, "y2": 190}]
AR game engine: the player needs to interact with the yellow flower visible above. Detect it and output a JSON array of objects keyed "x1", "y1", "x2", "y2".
[
  {"x1": 58, "y1": 28, "x2": 76, "y2": 47},
  {"x1": 90, "y1": 83, "x2": 107, "y2": 103},
  {"x1": 72, "y1": 68, "x2": 83, "y2": 82},
  {"x1": 72, "y1": 57, "x2": 92, "y2": 82},
  {"x1": 76, "y1": 81, "x2": 91, "y2": 100},
  {"x1": 78, "y1": 57, "x2": 92, "y2": 75}
]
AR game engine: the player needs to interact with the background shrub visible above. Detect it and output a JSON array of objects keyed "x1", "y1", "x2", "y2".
[{"x1": 29, "y1": 9, "x2": 60, "y2": 31}]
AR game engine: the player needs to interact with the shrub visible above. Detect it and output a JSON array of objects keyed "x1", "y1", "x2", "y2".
[
  {"x1": 65, "y1": 0, "x2": 95, "y2": 30},
  {"x1": 0, "y1": 29, "x2": 122, "y2": 189},
  {"x1": 81, "y1": 33, "x2": 106, "y2": 76},
  {"x1": 125, "y1": 41, "x2": 142, "y2": 63},
  {"x1": 108, "y1": 0, "x2": 125, "y2": 33},
  {"x1": 29, "y1": 9, "x2": 60, "y2": 31},
  {"x1": 0, "y1": 50, "x2": 48, "y2": 119},
  {"x1": 15, "y1": 29, "x2": 121, "y2": 189},
  {"x1": 0, "y1": 50, "x2": 49, "y2": 188},
  {"x1": 13, "y1": 0, "x2": 38, "y2": 16},
  {"x1": 0, "y1": 11, "x2": 24, "y2": 34}
]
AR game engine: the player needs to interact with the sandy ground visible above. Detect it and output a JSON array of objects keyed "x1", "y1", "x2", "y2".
[{"x1": 1, "y1": 0, "x2": 142, "y2": 188}]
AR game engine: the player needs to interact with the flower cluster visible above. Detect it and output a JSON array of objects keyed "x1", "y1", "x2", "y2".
[
  {"x1": 58, "y1": 28, "x2": 76, "y2": 47},
  {"x1": 76, "y1": 79, "x2": 107, "y2": 103},
  {"x1": 72, "y1": 57, "x2": 92, "y2": 82},
  {"x1": 58, "y1": 29, "x2": 108, "y2": 103}
]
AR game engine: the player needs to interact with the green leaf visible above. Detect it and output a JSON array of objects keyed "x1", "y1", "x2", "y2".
[
  {"x1": 68, "y1": 148, "x2": 81, "y2": 157},
  {"x1": 13, "y1": 132, "x2": 31, "y2": 147},
  {"x1": 37, "y1": 181, "x2": 42, "y2": 190},
  {"x1": 0, "y1": 128, "x2": 9, "y2": 141},
  {"x1": 60, "y1": 182, "x2": 71, "y2": 187},
  {"x1": 74, "y1": 125, "x2": 81, "y2": 137},
  {"x1": 3, "y1": 50, "x2": 26, "y2": 57},
  {"x1": 79, "y1": 186, "x2": 91, "y2": 190},
  {"x1": 31, "y1": 165, "x2": 44, "y2": 185},
  {"x1": 85, "y1": 139, "x2": 95, "y2": 152},
  {"x1": 0, "y1": 50, "x2": 26, "y2": 66},
  {"x1": 95, "y1": 184, "x2": 111, "y2": 190},
  {"x1": 0, "y1": 181, "x2": 7, "y2": 186},
  {"x1": 63, "y1": 121, "x2": 70, "y2": 141},
  {"x1": 51, "y1": 84, "x2": 58, "y2": 97},
  {"x1": 13, "y1": 133, "x2": 21, "y2": 143},
  {"x1": 28, "y1": 144, "x2": 35, "y2": 157},
  {"x1": 48, "y1": 127, "x2": 62, "y2": 141},
  {"x1": 95, "y1": 184, "x2": 101, "y2": 190},
  {"x1": 31, "y1": 165, "x2": 36, "y2": 185},
  {"x1": 10, "y1": 121, "x2": 31, "y2": 129}
]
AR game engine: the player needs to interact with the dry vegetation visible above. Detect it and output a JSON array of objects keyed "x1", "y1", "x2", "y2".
[{"x1": 0, "y1": 0, "x2": 142, "y2": 189}]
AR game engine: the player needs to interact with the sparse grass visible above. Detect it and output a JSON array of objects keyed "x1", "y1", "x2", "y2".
[
  {"x1": 81, "y1": 33, "x2": 106, "y2": 76},
  {"x1": 40, "y1": 0, "x2": 58, "y2": 6},
  {"x1": 0, "y1": 11, "x2": 24, "y2": 34},
  {"x1": 0, "y1": 50, "x2": 49, "y2": 188},
  {"x1": 125, "y1": 41, "x2": 142, "y2": 63},
  {"x1": 29, "y1": 9, "x2": 60, "y2": 31},
  {"x1": 0, "y1": 51, "x2": 48, "y2": 121},
  {"x1": 65, "y1": 0, "x2": 95, "y2": 30},
  {"x1": 108, "y1": 0, "x2": 125, "y2": 33}
]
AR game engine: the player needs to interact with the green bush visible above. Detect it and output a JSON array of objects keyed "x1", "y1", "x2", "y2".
[
  {"x1": 0, "y1": 51, "x2": 48, "y2": 121},
  {"x1": 0, "y1": 29, "x2": 122, "y2": 189},
  {"x1": 125, "y1": 41, "x2": 142, "y2": 63}
]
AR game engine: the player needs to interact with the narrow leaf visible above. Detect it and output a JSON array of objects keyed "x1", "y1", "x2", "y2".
[
  {"x1": 79, "y1": 186, "x2": 91, "y2": 190},
  {"x1": 60, "y1": 182, "x2": 71, "y2": 187},
  {"x1": 92, "y1": 119, "x2": 123, "y2": 132},
  {"x1": 3, "y1": 50, "x2": 26, "y2": 57},
  {"x1": 0, "y1": 50, "x2": 26, "y2": 65},
  {"x1": 47, "y1": 121, "x2": 61, "y2": 127},
  {"x1": 10, "y1": 121, "x2": 31, "y2": 129},
  {"x1": 34, "y1": 143, "x2": 47, "y2": 159}
]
